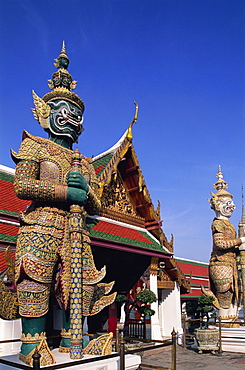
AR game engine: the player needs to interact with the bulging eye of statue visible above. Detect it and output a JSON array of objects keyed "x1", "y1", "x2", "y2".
[
  {"x1": 61, "y1": 108, "x2": 68, "y2": 118},
  {"x1": 70, "y1": 105, "x2": 76, "y2": 114}
]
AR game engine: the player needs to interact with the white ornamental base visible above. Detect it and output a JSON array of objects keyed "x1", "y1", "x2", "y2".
[
  {"x1": 221, "y1": 327, "x2": 245, "y2": 353},
  {"x1": 0, "y1": 349, "x2": 141, "y2": 370}
]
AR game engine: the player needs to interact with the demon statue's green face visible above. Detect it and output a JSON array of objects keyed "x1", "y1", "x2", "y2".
[{"x1": 48, "y1": 99, "x2": 84, "y2": 143}]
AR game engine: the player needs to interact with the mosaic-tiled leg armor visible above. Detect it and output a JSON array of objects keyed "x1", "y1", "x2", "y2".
[
  {"x1": 59, "y1": 310, "x2": 113, "y2": 356},
  {"x1": 58, "y1": 232, "x2": 117, "y2": 355},
  {"x1": 59, "y1": 310, "x2": 71, "y2": 353},
  {"x1": 15, "y1": 217, "x2": 61, "y2": 364},
  {"x1": 17, "y1": 280, "x2": 55, "y2": 365},
  {"x1": 20, "y1": 316, "x2": 46, "y2": 357},
  {"x1": 209, "y1": 263, "x2": 234, "y2": 309}
]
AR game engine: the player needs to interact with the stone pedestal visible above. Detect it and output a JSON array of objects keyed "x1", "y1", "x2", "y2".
[{"x1": 221, "y1": 327, "x2": 245, "y2": 353}]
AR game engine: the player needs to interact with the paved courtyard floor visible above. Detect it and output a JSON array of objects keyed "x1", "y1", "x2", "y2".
[{"x1": 139, "y1": 344, "x2": 245, "y2": 370}]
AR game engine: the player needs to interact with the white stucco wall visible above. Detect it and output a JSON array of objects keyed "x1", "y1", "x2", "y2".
[{"x1": 150, "y1": 274, "x2": 162, "y2": 340}]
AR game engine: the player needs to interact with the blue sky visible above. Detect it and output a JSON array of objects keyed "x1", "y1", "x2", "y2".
[{"x1": 0, "y1": 0, "x2": 244, "y2": 262}]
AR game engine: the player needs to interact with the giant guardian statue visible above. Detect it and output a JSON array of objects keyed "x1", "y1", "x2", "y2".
[
  {"x1": 202, "y1": 167, "x2": 245, "y2": 325},
  {"x1": 4, "y1": 43, "x2": 116, "y2": 365}
]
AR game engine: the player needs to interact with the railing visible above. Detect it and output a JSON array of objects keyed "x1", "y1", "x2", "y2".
[
  {"x1": 182, "y1": 316, "x2": 201, "y2": 349},
  {"x1": 0, "y1": 329, "x2": 177, "y2": 370},
  {"x1": 120, "y1": 329, "x2": 177, "y2": 370},
  {"x1": 127, "y1": 319, "x2": 146, "y2": 339}
]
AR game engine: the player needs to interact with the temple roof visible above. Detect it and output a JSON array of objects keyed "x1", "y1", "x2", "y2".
[
  {"x1": 0, "y1": 165, "x2": 31, "y2": 217},
  {"x1": 176, "y1": 257, "x2": 209, "y2": 298},
  {"x1": 0, "y1": 221, "x2": 19, "y2": 245},
  {"x1": 92, "y1": 122, "x2": 174, "y2": 252},
  {"x1": 0, "y1": 165, "x2": 30, "y2": 272},
  {"x1": 92, "y1": 130, "x2": 128, "y2": 178},
  {"x1": 87, "y1": 215, "x2": 170, "y2": 255},
  {"x1": 91, "y1": 121, "x2": 191, "y2": 291}
]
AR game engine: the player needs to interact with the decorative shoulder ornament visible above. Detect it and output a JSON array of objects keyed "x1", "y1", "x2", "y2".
[
  {"x1": 208, "y1": 166, "x2": 233, "y2": 212},
  {"x1": 32, "y1": 91, "x2": 51, "y2": 129}
]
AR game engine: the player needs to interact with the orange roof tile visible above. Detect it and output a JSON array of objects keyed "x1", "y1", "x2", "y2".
[
  {"x1": 0, "y1": 222, "x2": 19, "y2": 237},
  {"x1": 0, "y1": 179, "x2": 31, "y2": 213},
  {"x1": 93, "y1": 220, "x2": 153, "y2": 244},
  {"x1": 176, "y1": 258, "x2": 208, "y2": 278}
]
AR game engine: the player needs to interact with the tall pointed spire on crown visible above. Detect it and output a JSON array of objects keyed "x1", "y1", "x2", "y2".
[
  {"x1": 209, "y1": 166, "x2": 233, "y2": 210},
  {"x1": 53, "y1": 41, "x2": 70, "y2": 69},
  {"x1": 213, "y1": 165, "x2": 229, "y2": 192},
  {"x1": 47, "y1": 41, "x2": 77, "y2": 91},
  {"x1": 42, "y1": 42, "x2": 84, "y2": 112}
]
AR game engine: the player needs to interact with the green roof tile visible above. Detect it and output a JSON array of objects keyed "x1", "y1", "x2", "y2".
[
  {"x1": 0, "y1": 233, "x2": 17, "y2": 243},
  {"x1": 86, "y1": 217, "x2": 165, "y2": 252},
  {"x1": 0, "y1": 172, "x2": 14, "y2": 183},
  {"x1": 92, "y1": 153, "x2": 114, "y2": 177},
  {"x1": 0, "y1": 209, "x2": 19, "y2": 216}
]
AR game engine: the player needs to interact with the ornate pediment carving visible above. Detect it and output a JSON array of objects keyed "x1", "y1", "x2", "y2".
[
  {"x1": 101, "y1": 174, "x2": 136, "y2": 216},
  {"x1": 157, "y1": 268, "x2": 175, "y2": 289}
]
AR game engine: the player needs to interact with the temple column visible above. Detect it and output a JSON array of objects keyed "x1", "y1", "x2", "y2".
[
  {"x1": 158, "y1": 282, "x2": 183, "y2": 343},
  {"x1": 150, "y1": 258, "x2": 162, "y2": 340}
]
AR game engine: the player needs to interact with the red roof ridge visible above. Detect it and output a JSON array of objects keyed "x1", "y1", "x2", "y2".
[
  {"x1": 87, "y1": 215, "x2": 171, "y2": 255},
  {"x1": 0, "y1": 219, "x2": 20, "y2": 226}
]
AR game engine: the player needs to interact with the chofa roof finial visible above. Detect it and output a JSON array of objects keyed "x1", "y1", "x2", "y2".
[{"x1": 126, "y1": 101, "x2": 138, "y2": 142}]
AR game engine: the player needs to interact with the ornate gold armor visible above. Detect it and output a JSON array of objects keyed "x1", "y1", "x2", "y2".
[
  {"x1": 12, "y1": 131, "x2": 103, "y2": 316},
  {"x1": 209, "y1": 218, "x2": 240, "y2": 309}
]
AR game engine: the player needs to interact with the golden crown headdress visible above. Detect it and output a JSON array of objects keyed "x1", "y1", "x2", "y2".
[
  {"x1": 32, "y1": 42, "x2": 85, "y2": 128},
  {"x1": 208, "y1": 166, "x2": 233, "y2": 210}
]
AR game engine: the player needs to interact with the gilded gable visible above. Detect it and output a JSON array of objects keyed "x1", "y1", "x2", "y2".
[{"x1": 101, "y1": 174, "x2": 136, "y2": 216}]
